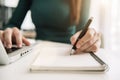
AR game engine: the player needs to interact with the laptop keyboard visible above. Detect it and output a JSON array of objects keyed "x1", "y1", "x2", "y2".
[{"x1": 5, "y1": 47, "x2": 21, "y2": 53}]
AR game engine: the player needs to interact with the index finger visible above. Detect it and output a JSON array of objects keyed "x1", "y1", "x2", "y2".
[
  {"x1": 12, "y1": 27, "x2": 22, "y2": 48},
  {"x1": 76, "y1": 28, "x2": 96, "y2": 48}
]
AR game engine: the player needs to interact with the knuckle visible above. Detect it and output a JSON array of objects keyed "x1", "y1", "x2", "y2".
[
  {"x1": 13, "y1": 27, "x2": 20, "y2": 35},
  {"x1": 6, "y1": 28, "x2": 12, "y2": 30},
  {"x1": 78, "y1": 40, "x2": 83, "y2": 45},
  {"x1": 0, "y1": 30, "x2": 3, "y2": 33},
  {"x1": 4, "y1": 28, "x2": 12, "y2": 34},
  {"x1": 87, "y1": 32, "x2": 93, "y2": 39},
  {"x1": 5, "y1": 30, "x2": 10, "y2": 34},
  {"x1": 15, "y1": 31, "x2": 20, "y2": 35},
  {"x1": 80, "y1": 40, "x2": 84, "y2": 44},
  {"x1": 13, "y1": 27, "x2": 18, "y2": 30},
  {"x1": 87, "y1": 40, "x2": 93, "y2": 46},
  {"x1": 87, "y1": 28, "x2": 95, "y2": 39},
  {"x1": 14, "y1": 30, "x2": 20, "y2": 36}
]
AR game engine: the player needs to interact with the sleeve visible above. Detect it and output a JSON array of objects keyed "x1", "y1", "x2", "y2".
[
  {"x1": 76, "y1": 0, "x2": 91, "y2": 32},
  {"x1": 3, "y1": 0, "x2": 32, "y2": 29}
]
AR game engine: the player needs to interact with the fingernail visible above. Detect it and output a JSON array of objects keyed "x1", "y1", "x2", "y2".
[
  {"x1": 7, "y1": 44, "x2": 12, "y2": 48},
  {"x1": 18, "y1": 44, "x2": 22, "y2": 48}
]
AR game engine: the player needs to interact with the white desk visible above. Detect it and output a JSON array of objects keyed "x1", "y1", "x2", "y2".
[{"x1": 0, "y1": 41, "x2": 120, "y2": 80}]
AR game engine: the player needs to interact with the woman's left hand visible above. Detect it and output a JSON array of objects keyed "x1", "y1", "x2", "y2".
[{"x1": 70, "y1": 28, "x2": 101, "y2": 54}]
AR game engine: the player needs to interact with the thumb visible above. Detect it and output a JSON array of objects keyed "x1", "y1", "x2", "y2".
[{"x1": 22, "y1": 37, "x2": 30, "y2": 46}]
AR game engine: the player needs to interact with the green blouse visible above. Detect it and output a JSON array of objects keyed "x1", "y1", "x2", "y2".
[{"x1": 4, "y1": 0, "x2": 90, "y2": 43}]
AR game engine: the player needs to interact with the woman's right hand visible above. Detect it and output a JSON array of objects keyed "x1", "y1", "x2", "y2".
[{"x1": 0, "y1": 27, "x2": 30, "y2": 48}]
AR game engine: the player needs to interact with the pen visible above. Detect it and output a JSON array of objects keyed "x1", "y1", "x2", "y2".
[{"x1": 70, "y1": 17, "x2": 93, "y2": 55}]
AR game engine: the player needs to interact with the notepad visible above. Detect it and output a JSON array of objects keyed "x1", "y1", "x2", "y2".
[{"x1": 30, "y1": 42, "x2": 108, "y2": 72}]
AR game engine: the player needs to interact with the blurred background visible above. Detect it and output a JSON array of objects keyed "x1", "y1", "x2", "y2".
[{"x1": 0, "y1": 0, "x2": 120, "y2": 53}]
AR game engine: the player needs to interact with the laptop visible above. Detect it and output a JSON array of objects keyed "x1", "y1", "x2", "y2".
[{"x1": 0, "y1": 39, "x2": 34, "y2": 65}]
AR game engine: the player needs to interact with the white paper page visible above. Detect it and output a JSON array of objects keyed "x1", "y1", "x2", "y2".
[{"x1": 31, "y1": 45, "x2": 101, "y2": 69}]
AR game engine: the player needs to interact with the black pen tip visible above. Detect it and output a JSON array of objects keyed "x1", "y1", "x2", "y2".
[{"x1": 70, "y1": 49, "x2": 75, "y2": 56}]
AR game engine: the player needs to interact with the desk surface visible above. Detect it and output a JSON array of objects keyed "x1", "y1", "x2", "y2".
[{"x1": 0, "y1": 41, "x2": 120, "y2": 80}]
